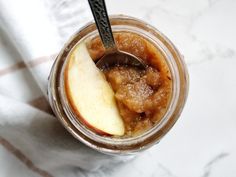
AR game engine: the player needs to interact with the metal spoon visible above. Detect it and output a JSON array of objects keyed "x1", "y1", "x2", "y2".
[{"x1": 88, "y1": 0, "x2": 147, "y2": 70}]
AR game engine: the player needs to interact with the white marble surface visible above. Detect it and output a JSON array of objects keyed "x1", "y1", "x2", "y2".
[{"x1": 0, "y1": 0, "x2": 236, "y2": 177}]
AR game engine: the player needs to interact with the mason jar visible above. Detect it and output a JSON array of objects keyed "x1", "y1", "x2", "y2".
[{"x1": 48, "y1": 15, "x2": 189, "y2": 155}]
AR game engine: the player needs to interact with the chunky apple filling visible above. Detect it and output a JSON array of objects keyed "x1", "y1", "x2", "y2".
[{"x1": 87, "y1": 32, "x2": 172, "y2": 136}]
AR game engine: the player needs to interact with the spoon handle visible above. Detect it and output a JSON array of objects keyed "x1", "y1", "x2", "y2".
[{"x1": 88, "y1": 0, "x2": 116, "y2": 51}]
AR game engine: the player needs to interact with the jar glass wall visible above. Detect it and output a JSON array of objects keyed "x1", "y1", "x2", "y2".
[{"x1": 48, "y1": 15, "x2": 189, "y2": 155}]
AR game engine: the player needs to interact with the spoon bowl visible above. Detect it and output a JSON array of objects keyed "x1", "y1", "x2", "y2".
[{"x1": 96, "y1": 50, "x2": 146, "y2": 70}]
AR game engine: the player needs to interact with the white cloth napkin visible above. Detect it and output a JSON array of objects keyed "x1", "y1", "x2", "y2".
[{"x1": 0, "y1": 0, "x2": 133, "y2": 176}]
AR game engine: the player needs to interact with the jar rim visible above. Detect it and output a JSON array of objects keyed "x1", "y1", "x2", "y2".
[{"x1": 48, "y1": 15, "x2": 189, "y2": 155}]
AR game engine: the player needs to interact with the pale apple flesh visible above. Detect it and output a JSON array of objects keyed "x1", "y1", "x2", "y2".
[{"x1": 64, "y1": 42, "x2": 125, "y2": 136}]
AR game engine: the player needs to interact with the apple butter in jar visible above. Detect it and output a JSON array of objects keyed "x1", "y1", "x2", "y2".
[{"x1": 86, "y1": 32, "x2": 172, "y2": 137}]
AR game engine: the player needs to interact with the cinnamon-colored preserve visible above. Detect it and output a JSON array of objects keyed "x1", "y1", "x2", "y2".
[{"x1": 87, "y1": 32, "x2": 172, "y2": 136}]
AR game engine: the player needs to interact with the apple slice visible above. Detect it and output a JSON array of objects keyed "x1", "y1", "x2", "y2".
[{"x1": 64, "y1": 42, "x2": 125, "y2": 136}]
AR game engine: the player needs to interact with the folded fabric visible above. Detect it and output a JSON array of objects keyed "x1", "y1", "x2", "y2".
[{"x1": 0, "y1": 0, "x2": 133, "y2": 176}]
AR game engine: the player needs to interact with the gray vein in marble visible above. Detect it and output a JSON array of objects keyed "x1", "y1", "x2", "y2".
[
  {"x1": 184, "y1": 0, "x2": 236, "y2": 66},
  {"x1": 146, "y1": 151, "x2": 177, "y2": 177},
  {"x1": 74, "y1": 157, "x2": 131, "y2": 177},
  {"x1": 187, "y1": 45, "x2": 236, "y2": 66},
  {"x1": 98, "y1": 160, "x2": 123, "y2": 177},
  {"x1": 207, "y1": 0, "x2": 221, "y2": 7},
  {"x1": 156, "y1": 162, "x2": 178, "y2": 177},
  {"x1": 201, "y1": 152, "x2": 229, "y2": 177},
  {"x1": 141, "y1": 0, "x2": 236, "y2": 67}
]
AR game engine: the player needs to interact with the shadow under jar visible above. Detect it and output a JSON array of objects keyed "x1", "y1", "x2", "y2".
[{"x1": 48, "y1": 15, "x2": 189, "y2": 155}]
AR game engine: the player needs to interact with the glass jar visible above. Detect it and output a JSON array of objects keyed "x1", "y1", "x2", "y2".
[{"x1": 48, "y1": 15, "x2": 189, "y2": 155}]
